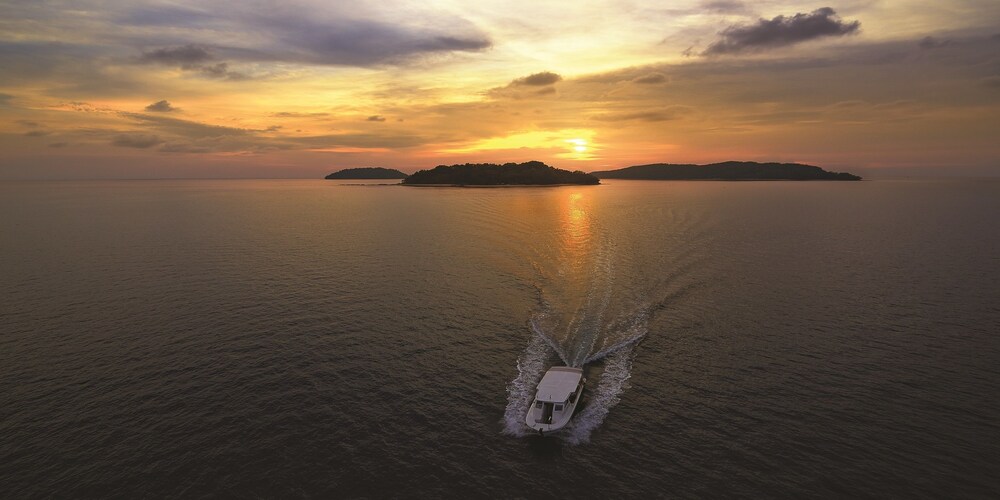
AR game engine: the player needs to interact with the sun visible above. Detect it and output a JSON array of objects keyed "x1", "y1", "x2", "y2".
[{"x1": 566, "y1": 138, "x2": 588, "y2": 153}]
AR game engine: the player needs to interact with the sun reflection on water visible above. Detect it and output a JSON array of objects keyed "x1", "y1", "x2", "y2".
[{"x1": 560, "y1": 191, "x2": 593, "y2": 274}]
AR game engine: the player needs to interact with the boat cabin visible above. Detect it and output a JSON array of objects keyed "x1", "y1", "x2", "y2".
[{"x1": 526, "y1": 366, "x2": 585, "y2": 431}]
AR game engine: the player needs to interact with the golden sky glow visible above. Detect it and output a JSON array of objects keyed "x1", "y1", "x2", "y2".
[{"x1": 1, "y1": 0, "x2": 998, "y2": 178}]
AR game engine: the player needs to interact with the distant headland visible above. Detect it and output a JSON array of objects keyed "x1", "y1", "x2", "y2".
[
  {"x1": 402, "y1": 161, "x2": 600, "y2": 186},
  {"x1": 324, "y1": 167, "x2": 408, "y2": 179},
  {"x1": 592, "y1": 161, "x2": 861, "y2": 181}
]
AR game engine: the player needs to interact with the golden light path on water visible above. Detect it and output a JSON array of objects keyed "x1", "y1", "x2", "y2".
[{"x1": 559, "y1": 191, "x2": 592, "y2": 276}]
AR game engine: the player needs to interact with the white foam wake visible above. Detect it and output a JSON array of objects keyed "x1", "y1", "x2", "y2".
[
  {"x1": 501, "y1": 330, "x2": 555, "y2": 437},
  {"x1": 503, "y1": 310, "x2": 648, "y2": 443},
  {"x1": 565, "y1": 342, "x2": 638, "y2": 445}
]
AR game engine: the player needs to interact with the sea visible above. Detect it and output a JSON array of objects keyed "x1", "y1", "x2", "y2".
[{"x1": 1, "y1": 178, "x2": 998, "y2": 498}]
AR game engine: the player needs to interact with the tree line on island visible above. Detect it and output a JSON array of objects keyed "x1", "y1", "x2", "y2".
[
  {"x1": 324, "y1": 167, "x2": 407, "y2": 179},
  {"x1": 590, "y1": 161, "x2": 861, "y2": 181},
  {"x1": 324, "y1": 160, "x2": 861, "y2": 184}
]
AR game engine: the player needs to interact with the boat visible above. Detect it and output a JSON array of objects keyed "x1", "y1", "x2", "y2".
[{"x1": 525, "y1": 366, "x2": 586, "y2": 435}]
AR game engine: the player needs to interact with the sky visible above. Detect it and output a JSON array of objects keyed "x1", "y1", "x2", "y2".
[{"x1": 1, "y1": 0, "x2": 998, "y2": 179}]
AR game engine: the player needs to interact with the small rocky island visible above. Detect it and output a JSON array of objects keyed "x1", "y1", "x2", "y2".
[
  {"x1": 592, "y1": 161, "x2": 861, "y2": 181},
  {"x1": 325, "y1": 167, "x2": 408, "y2": 179},
  {"x1": 402, "y1": 161, "x2": 600, "y2": 186}
]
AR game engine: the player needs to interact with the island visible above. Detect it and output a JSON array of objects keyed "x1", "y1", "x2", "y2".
[
  {"x1": 591, "y1": 161, "x2": 861, "y2": 181},
  {"x1": 325, "y1": 167, "x2": 408, "y2": 179},
  {"x1": 402, "y1": 161, "x2": 601, "y2": 186}
]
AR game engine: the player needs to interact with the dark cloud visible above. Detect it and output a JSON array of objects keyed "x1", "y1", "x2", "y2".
[
  {"x1": 197, "y1": 62, "x2": 249, "y2": 81},
  {"x1": 0, "y1": 93, "x2": 12, "y2": 105},
  {"x1": 593, "y1": 106, "x2": 693, "y2": 122},
  {"x1": 112, "y1": 133, "x2": 163, "y2": 148},
  {"x1": 136, "y1": 45, "x2": 250, "y2": 80},
  {"x1": 24, "y1": 130, "x2": 50, "y2": 137},
  {"x1": 139, "y1": 44, "x2": 212, "y2": 65},
  {"x1": 632, "y1": 73, "x2": 667, "y2": 84},
  {"x1": 261, "y1": 17, "x2": 491, "y2": 66},
  {"x1": 983, "y1": 76, "x2": 1000, "y2": 88},
  {"x1": 367, "y1": 115, "x2": 387, "y2": 122},
  {"x1": 918, "y1": 36, "x2": 952, "y2": 49},
  {"x1": 703, "y1": 7, "x2": 860, "y2": 55},
  {"x1": 48, "y1": 142, "x2": 69, "y2": 148},
  {"x1": 702, "y1": 0, "x2": 749, "y2": 14},
  {"x1": 17, "y1": 120, "x2": 41, "y2": 127},
  {"x1": 511, "y1": 71, "x2": 562, "y2": 86},
  {"x1": 145, "y1": 100, "x2": 177, "y2": 112},
  {"x1": 488, "y1": 72, "x2": 563, "y2": 99}
]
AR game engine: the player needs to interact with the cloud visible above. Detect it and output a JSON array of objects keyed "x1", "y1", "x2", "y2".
[
  {"x1": 257, "y1": 16, "x2": 491, "y2": 66},
  {"x1": 17, "y1": 120, "x2": 41, "y2": 127},
  {"x1": 511, "y1": 71, "x2": 563, "y2": 86},
  {"x1": 48, "y1": 142, "x2": 69, "y2": 148},
  {"x1": 112, "y1": 133, "x2": 163, "y2": 148},
  {"x1": 138, "y1": 44, "x2": 212, "y2": 66},
  {"x1": 367, "y1": 115, "x2": 387, "y2": 122},
  {"x1": 271, "y1": 111, "x2": 329, "y2": 118},
  {"x1": 489, "y1": 71, "x2": 563, "y2": 99},
  {"x1": 593, "y1": 106, "x2": 693, "y2": 122},
  {"x1": 145, "y1": 100, "x2": 177, "y2": 112},
  {"x1": 983, "y1": 76, "x2": 1000, "y2": 88},
  {"x1": 120, "y1": 112, "x2": 250, "y2": 138},
  {"x1": 703, "y1": 7, "x2": 860, "y2": 55},
  {"x1": 292, "y1": 133, "x2": 427, "y2": 149},
  {"x1": 702, "y1": 0, "x2": 749, "y2": 14},
  {"x1": 196, "y1": 62, "x2": 249, "y2": 80},
  {"x1": 632, "y1": 73, "x2": 667, "y2": 84},
  {"x1": 0, "y1": 93, "x2": 12, "y2": 105},
  {"x1": 136, "y1": 45, "x2": 250, "y2": 80},
  {"x1": 918, "y1": 36, "x2": 952, "y2": 49},
  {"x1": 24, "y1": 130, "x2": 51, "y2": 137},
  {"x1": 158, "y1": 143, "x2": 214, "y2": 153}
]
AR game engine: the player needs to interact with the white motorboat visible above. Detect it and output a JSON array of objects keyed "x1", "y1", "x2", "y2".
[{"x1": 525, "y1": 366, "x2": 586, "y2": 435}]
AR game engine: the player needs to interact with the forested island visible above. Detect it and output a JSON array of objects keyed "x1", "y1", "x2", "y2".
[
  {"x1": 325, "y1": 167, "x2": 408, "y2": 179},
  {"x1": 402, "y1": 161, "x2": 600, "y2": 186},
  {"x1": 592, "y1": 161, "x2": 861, "y2": 181}
]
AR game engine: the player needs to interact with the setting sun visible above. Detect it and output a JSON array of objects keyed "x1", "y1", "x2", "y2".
[{"x1": 567, "y1": 138, "x2": 588, "y2": 153}]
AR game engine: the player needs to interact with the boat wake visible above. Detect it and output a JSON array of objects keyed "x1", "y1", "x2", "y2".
[
  {"x1": 501, "y1": 190, "x2": 708, "y2": 443},
  {"x1": 502, "y1": 305, "x2": 649, "y2": 443}
]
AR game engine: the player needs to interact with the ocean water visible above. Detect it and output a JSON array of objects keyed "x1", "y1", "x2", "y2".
[{"x1": 1, "y1": 179, "x2": 998, "y2": 498}]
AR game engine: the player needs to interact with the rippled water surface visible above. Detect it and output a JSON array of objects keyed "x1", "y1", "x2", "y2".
[{"x1": 2, "y1": 179, "x2": 999, "y2": 497}]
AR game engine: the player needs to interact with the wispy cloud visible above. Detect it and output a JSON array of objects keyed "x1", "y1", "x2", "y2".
[
  {"x1": 138, "y1": 44, "x2": 212, "y2": 65},
  {"x1": 631, "y1": 73, "x2": 667, "y2": 84},
  {"x1": 112, "y1": 133, "x2": 163, "y2": 148},
  {"x1": 593, "y1": 106, "x2": 693, "y2": 122}
]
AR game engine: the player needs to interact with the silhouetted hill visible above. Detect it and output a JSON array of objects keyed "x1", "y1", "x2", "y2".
[
  {"x1": 592, "y1": 161, "x2": 861, "y2": 180},
  {"x1": 325, "y1": 167, "x2": 407, "y2": 179},
  {"x1": 402, "y1": 161, "x2": 600, "y2": 186}
]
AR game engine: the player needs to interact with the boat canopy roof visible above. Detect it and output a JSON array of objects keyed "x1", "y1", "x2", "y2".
[{"x1": 535, "y1": 367, "x2": 583, "y2": 403}]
